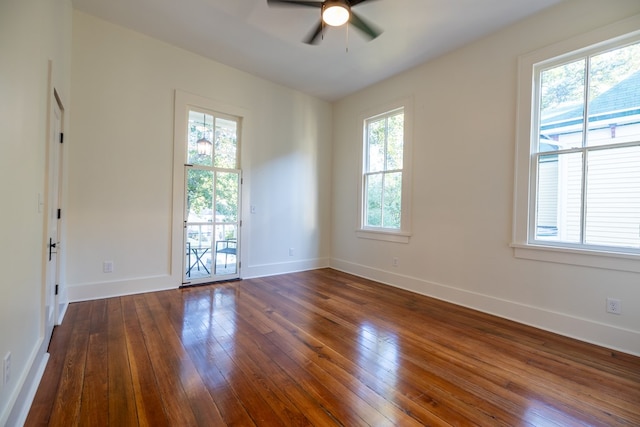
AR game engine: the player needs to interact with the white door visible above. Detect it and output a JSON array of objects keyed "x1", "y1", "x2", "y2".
[{"x1": 44, "y1": 94, "x2": 64, "y2": 341}]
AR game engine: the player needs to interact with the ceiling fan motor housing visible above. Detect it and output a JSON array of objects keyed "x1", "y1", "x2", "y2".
[{"x1": 322, "y1": 0, "x2": 350, "y2": 27}]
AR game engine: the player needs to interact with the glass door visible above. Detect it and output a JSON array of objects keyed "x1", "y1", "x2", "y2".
[{"x1": 184, "y1": 110, "x2": 241, "y2": 284}]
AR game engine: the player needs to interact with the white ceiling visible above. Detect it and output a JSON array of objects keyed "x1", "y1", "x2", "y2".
[{"x1": 71, "y1": 0, "x2": 565, "y2": 101}]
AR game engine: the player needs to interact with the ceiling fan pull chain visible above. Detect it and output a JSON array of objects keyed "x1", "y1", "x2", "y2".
[{"x1": 345, "y1": 22, "x2": 349, "y2": 53}]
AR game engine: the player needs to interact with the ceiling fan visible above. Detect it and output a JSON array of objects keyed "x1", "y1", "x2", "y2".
[{"x1": 267, "y1": 0, "x2": 382, "y2": 45}]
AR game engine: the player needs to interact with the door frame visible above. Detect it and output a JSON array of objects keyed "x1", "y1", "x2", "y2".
[{"x1": 172, "y1": 90, "x2": 250, "y2": 286}]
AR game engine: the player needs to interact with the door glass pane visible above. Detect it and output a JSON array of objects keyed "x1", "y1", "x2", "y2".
[
  {"x1": 188, "y1": 111, "x2": 213, "y2": 166},
  {"x1": 535, "y1": 152, "x2": 582, "y2": 242},
  {"x1": 185, "y1": 168, "x2": 213, "y2": 281},
  {"x1": 214, "y1": 224, "x2": 237, "y2": 275},
  {"x1": 187, "y1": 169, "x2": 213, "y2": 223},
  {"x1": 214, "y1": 117, "x2": 238, "y2": 169},
  {"x1": 585, "y1": 146, "x2": 640, "y2": 248},
  {"x1": 186, "y1": 224, "x2": 212, "y2": 280},
  {"x1": 215, "y1": 172, "x2": 238, "y2": 223}
]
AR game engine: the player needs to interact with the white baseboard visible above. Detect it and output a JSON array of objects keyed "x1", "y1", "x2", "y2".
[
  {"x1": 2, "y1": 339, "x2": 49, "y2": 427},
  {"x1": 57, "y1": 300, "x2": 69, "y2": 325},
  {"x1": 66, "y1": 258, "x2": 331, "y2": 302},
  {"x1": 242, "y1": 257, "x2": 330, "y2": 279},
  {"x1": 330, "y1": 258, "x2": 640, "y2": 357},
  {"x1": 67, "y1": 274, "x2": 179, "y2": 302}
]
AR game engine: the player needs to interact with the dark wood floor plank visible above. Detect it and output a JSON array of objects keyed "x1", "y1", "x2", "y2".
[
  {"x1": 239, "y1": 277, "x2": 452, "y2": 426},
  {"x1": 47, "y1": 300, "x2": 92, "y2": 427},
  {"x1": 120, "y1": 296, "x2": 171, "y2": 427},
  {"x1": 195, "y1": 309, "x2": 305, "y2": 426},
  {"x1": 262, "y1": 276, "x2": 536, "y2": 426},
  {"x1": 106, "y1": 298, "x2": 139, "y2": 426},
  {"x1": 130, "y1": 293, "x2": 203, "y2": 426},
  {"x1": 255, "y1": 271, "x2": 640, "y2": 427},
  {"x1": 229, "y1": 282, "x2": 378, "y2": 426},
  {"x1": 256, "y1": 276, "x2": 531, "y2": 426},
  {"x1": 152, "y1": 288, "x2": 264, "y2": 426},
  {"x1": 222, "y1": 296, "x2": 344, "y2": 426},
  {"x1": 145, "y1": 291, "x2": 237, "y2": 426},
  {"x1": 26, "y1": 269, "x2": 640, "y2": 426},
  {"x1": 291, "y1": 271, "x2": 639, "y2": 425},
  {"x1": 24, "y1": 302, "x2": 81, "y2": 427},
  {"x1": 78, "y1": 299, "x2": 109, "y2": 426}
]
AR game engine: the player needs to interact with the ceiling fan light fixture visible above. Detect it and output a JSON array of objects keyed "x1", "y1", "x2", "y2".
[{"x1": 322, "y1": 2, "x2": 350, "y2": 27}]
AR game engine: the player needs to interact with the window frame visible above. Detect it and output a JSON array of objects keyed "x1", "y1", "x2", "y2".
[
  {"x1": 512, "y1": 15, "x2": 640, "y2": 272},
  {"x1": 357, "y1": 98, "x2": 413, "y2": 243}
]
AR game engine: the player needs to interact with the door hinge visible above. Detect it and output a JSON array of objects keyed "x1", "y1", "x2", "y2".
[
  {"x1": 241, "y1": 178, "x2": 244, "y2": 185},
  {"x1": 239, "y1": 261, "x2": 241, "y2": 269},
  {"x1": 59, "y1": 133, "x2": 64, "y2": 143},
  {"x1": 55, "y1": 284, "x2": 59, "y2": 295},
  {"x1": 57, "y1": 209, "x2": 61, "y2": 219},
  {"x1": 239, "y1": 220, "x2": 242, "y2": 227}
]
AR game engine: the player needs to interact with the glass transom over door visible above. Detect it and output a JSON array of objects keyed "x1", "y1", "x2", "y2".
[{"x1": 184, "y1": 109, "x2": 241, "y2": 284}]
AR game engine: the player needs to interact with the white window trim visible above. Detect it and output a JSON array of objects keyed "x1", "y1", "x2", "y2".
[
  {"x1": 357, "y1": 97, "x2": 413, "y2": 243},
  {"x1": 512, "y1": 14, "x2": 640, "y2": 272}
]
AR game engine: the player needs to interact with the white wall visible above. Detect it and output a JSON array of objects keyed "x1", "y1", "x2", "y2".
[
  {"x1": 0, "y1": 0, "x2": 72, "y2": 425},
  {"x1": 331, "y1": 0, "x2": 640, "y2": 356},
  {"x1": 67, "y1": 11, "x2": 332, "y2": 300}
]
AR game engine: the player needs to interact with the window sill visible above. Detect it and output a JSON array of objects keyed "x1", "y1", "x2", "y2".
[
  {"x1": 511, "y1": 242, "x2": 640, "y2": 273},
  {"x1": 356, "y1": 229, "x2": 411, "y2": 243}
]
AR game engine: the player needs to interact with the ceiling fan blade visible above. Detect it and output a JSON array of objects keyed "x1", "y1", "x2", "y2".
[
  {"x1": 348, "y1": 0, "x2": 380, "y2": 6},
  {"x1": 349, "y1": 11, "x2": 382, "y2": 40},
  {"x1": 267, "y1": 0, "x2": 323, "y2": 7},
  {"x1": 304, "y1": 20, "x2": 324, "y2": 44}
]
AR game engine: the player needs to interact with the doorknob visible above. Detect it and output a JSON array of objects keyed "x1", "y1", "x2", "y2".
[{"x1": 49, "y1": 238, "x2": 57, "y2": 261}]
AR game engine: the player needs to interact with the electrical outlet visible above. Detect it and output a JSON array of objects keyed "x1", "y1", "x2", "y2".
[
  {"x1": 392, "y1": 257, "x2": 399, "y2": 267},
  {"x1": 289, "y1": 248, "x2": 294, "y2": 256},
  {"x1": 3, "y1": 352, "x2": 11, "y2": 385},
  {"x1": 103, "y1": 261, "x2": 114, "y2": 273},
  {"x1": 606, "y1": 298, "x2": 622, "y2": 315}
]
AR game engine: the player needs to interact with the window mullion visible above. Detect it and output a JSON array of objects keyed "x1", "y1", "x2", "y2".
[
  {"x1": 380, "y1": 172, "x2": 386, "y2": 227},
  {"x1": 380, "y1": 116, "x2": 389, "y2": 227},
  {"x1": 580, "y1": 149, "x2": 588, "y2": 245},
  {"x1": 579, "y1": 59, "x2": 591, "y2": 245}
]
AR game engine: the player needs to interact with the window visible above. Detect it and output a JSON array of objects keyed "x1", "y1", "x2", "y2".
[
  {"x1": 358, "y1": 100, "x2": 412, "y2": 243},
  {"x1": 513, "y1": 17, "x2": 640, "y2": 271}
]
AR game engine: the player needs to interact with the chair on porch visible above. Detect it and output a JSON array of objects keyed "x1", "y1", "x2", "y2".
[{"x1": 214, "y1": 239, "x2": 237, "y2": 273}]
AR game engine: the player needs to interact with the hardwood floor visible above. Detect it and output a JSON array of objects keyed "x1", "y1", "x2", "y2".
[{"x1": 26, "y1": 269, "x2": 640, "y2": 426}]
